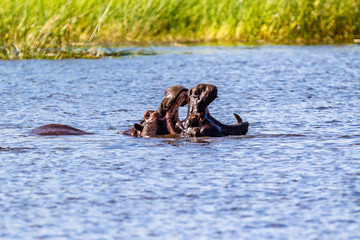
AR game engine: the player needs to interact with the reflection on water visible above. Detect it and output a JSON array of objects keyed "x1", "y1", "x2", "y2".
[{"x1": 0, "y1": 45, "x2": 360, "y2": 239}]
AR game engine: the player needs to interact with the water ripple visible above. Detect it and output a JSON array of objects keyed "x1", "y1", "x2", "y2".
[{"x1": 0, "y1": 45, "x2": 360, "y2": 239}]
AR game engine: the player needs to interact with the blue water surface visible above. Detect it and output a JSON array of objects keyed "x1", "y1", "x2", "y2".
[{"x1": 1, "y1": 45, "x2": 360, "y2": 239}]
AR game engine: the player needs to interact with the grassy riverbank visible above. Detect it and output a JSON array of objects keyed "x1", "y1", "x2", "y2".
[{"x1": 1, "y1": 0, "x2": 359, "y2": 59}]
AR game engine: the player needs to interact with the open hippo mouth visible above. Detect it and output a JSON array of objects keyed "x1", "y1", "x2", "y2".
[
  {"x1": 177, "y1": 83, "x2": 249, "y2": 137},
  {"x1": 159, "y1": 85, "x2": 188, "y2": 128},
  {"x1": 122, "y1": 85, "x2": 188, "y2": 137}
]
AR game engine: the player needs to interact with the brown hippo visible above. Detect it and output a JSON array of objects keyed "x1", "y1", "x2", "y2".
[
  {"x1": 122, "y1": 85, "x2": 188, "y2": 137},
  {"x1": 30, "y1": 124, "x2": 93, "y2": 136},
  {"x1": 176, "y1": 84, "x2": 249, "y2": 137}
]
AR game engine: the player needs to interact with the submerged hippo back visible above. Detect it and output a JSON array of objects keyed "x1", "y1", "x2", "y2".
[{"x1": 30, "y1": 124, "x2": 93, "y2": 136}]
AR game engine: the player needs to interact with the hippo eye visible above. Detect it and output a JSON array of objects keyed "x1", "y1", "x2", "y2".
[{"x1": 144, "y1": 110, "x2": 155, "y2": 119}]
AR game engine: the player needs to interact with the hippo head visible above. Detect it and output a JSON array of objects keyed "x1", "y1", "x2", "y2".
[
  {"x1": 121, "y1": 110, "x2": 155, "y2": 137},
  {"x1": 187, "y1": 84, "x2": 217, "y2": 113},
  {"x1": 127, "y1": 85, "x2": 188, "y2": 137},
  {"x1": 133, "y1": 110, "x2": 160, "y2": 137}
]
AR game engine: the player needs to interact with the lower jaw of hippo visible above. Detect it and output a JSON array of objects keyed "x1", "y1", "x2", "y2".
[
  {"x1": 205, "y1": 111, "x2": 249, "y2": 136},
  {"x1": 221, "y1": 121, "x2": 249, "y2": 136},
  {"x1": 196, "y1": 90, "x2": 249, "y2": 136}
]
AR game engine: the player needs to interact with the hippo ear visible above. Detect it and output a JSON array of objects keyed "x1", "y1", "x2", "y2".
[{"x1": 134, "y1": 123, "x2": 143, "y2": 131}]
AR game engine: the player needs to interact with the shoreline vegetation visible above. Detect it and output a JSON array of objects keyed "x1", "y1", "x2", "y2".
[{"x1": 1, "y1": 0, "x2": 359, "y2": 59}]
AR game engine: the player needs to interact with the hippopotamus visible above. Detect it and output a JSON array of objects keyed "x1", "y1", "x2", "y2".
[
  {"x1": 122, "y1": 85, "x2": 188, "y2": 137},
  {"x1": 176, "y1": 84, "x2": 249, "y2": 137},
  {"x1": 30, "y1": 124, "x2": 93, "y2": 136}
]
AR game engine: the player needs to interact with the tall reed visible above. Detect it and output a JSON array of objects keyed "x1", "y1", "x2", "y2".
[{"x1": 1, "y1": 0, "x2": 359, "y2": 59}]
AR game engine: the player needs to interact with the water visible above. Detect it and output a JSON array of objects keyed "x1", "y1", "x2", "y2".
[{"x1": 1, "y1": 45, "x2": 360, "y2": 239}]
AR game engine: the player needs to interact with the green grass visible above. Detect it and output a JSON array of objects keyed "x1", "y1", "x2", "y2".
[{"x1": 1, "y1": 0, "x2": 359, "y2": 59}]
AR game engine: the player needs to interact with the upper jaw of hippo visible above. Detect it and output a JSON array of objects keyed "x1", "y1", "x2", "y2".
[
  {"x1": 159, "y1": 85, "x2": 188, "y2": 114},
  {"x1": 161, "y1": 90, "x2": 188, "y2": 134},
  {"x1": 187, "y1": 84, "x2": 217, "y2": 114},
  {"x1": 175, "y1": 84, "x2": 220, "y2": 137},
  {"x1": 158, "y1": 86, "x2": 188, "y2": 133}
]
